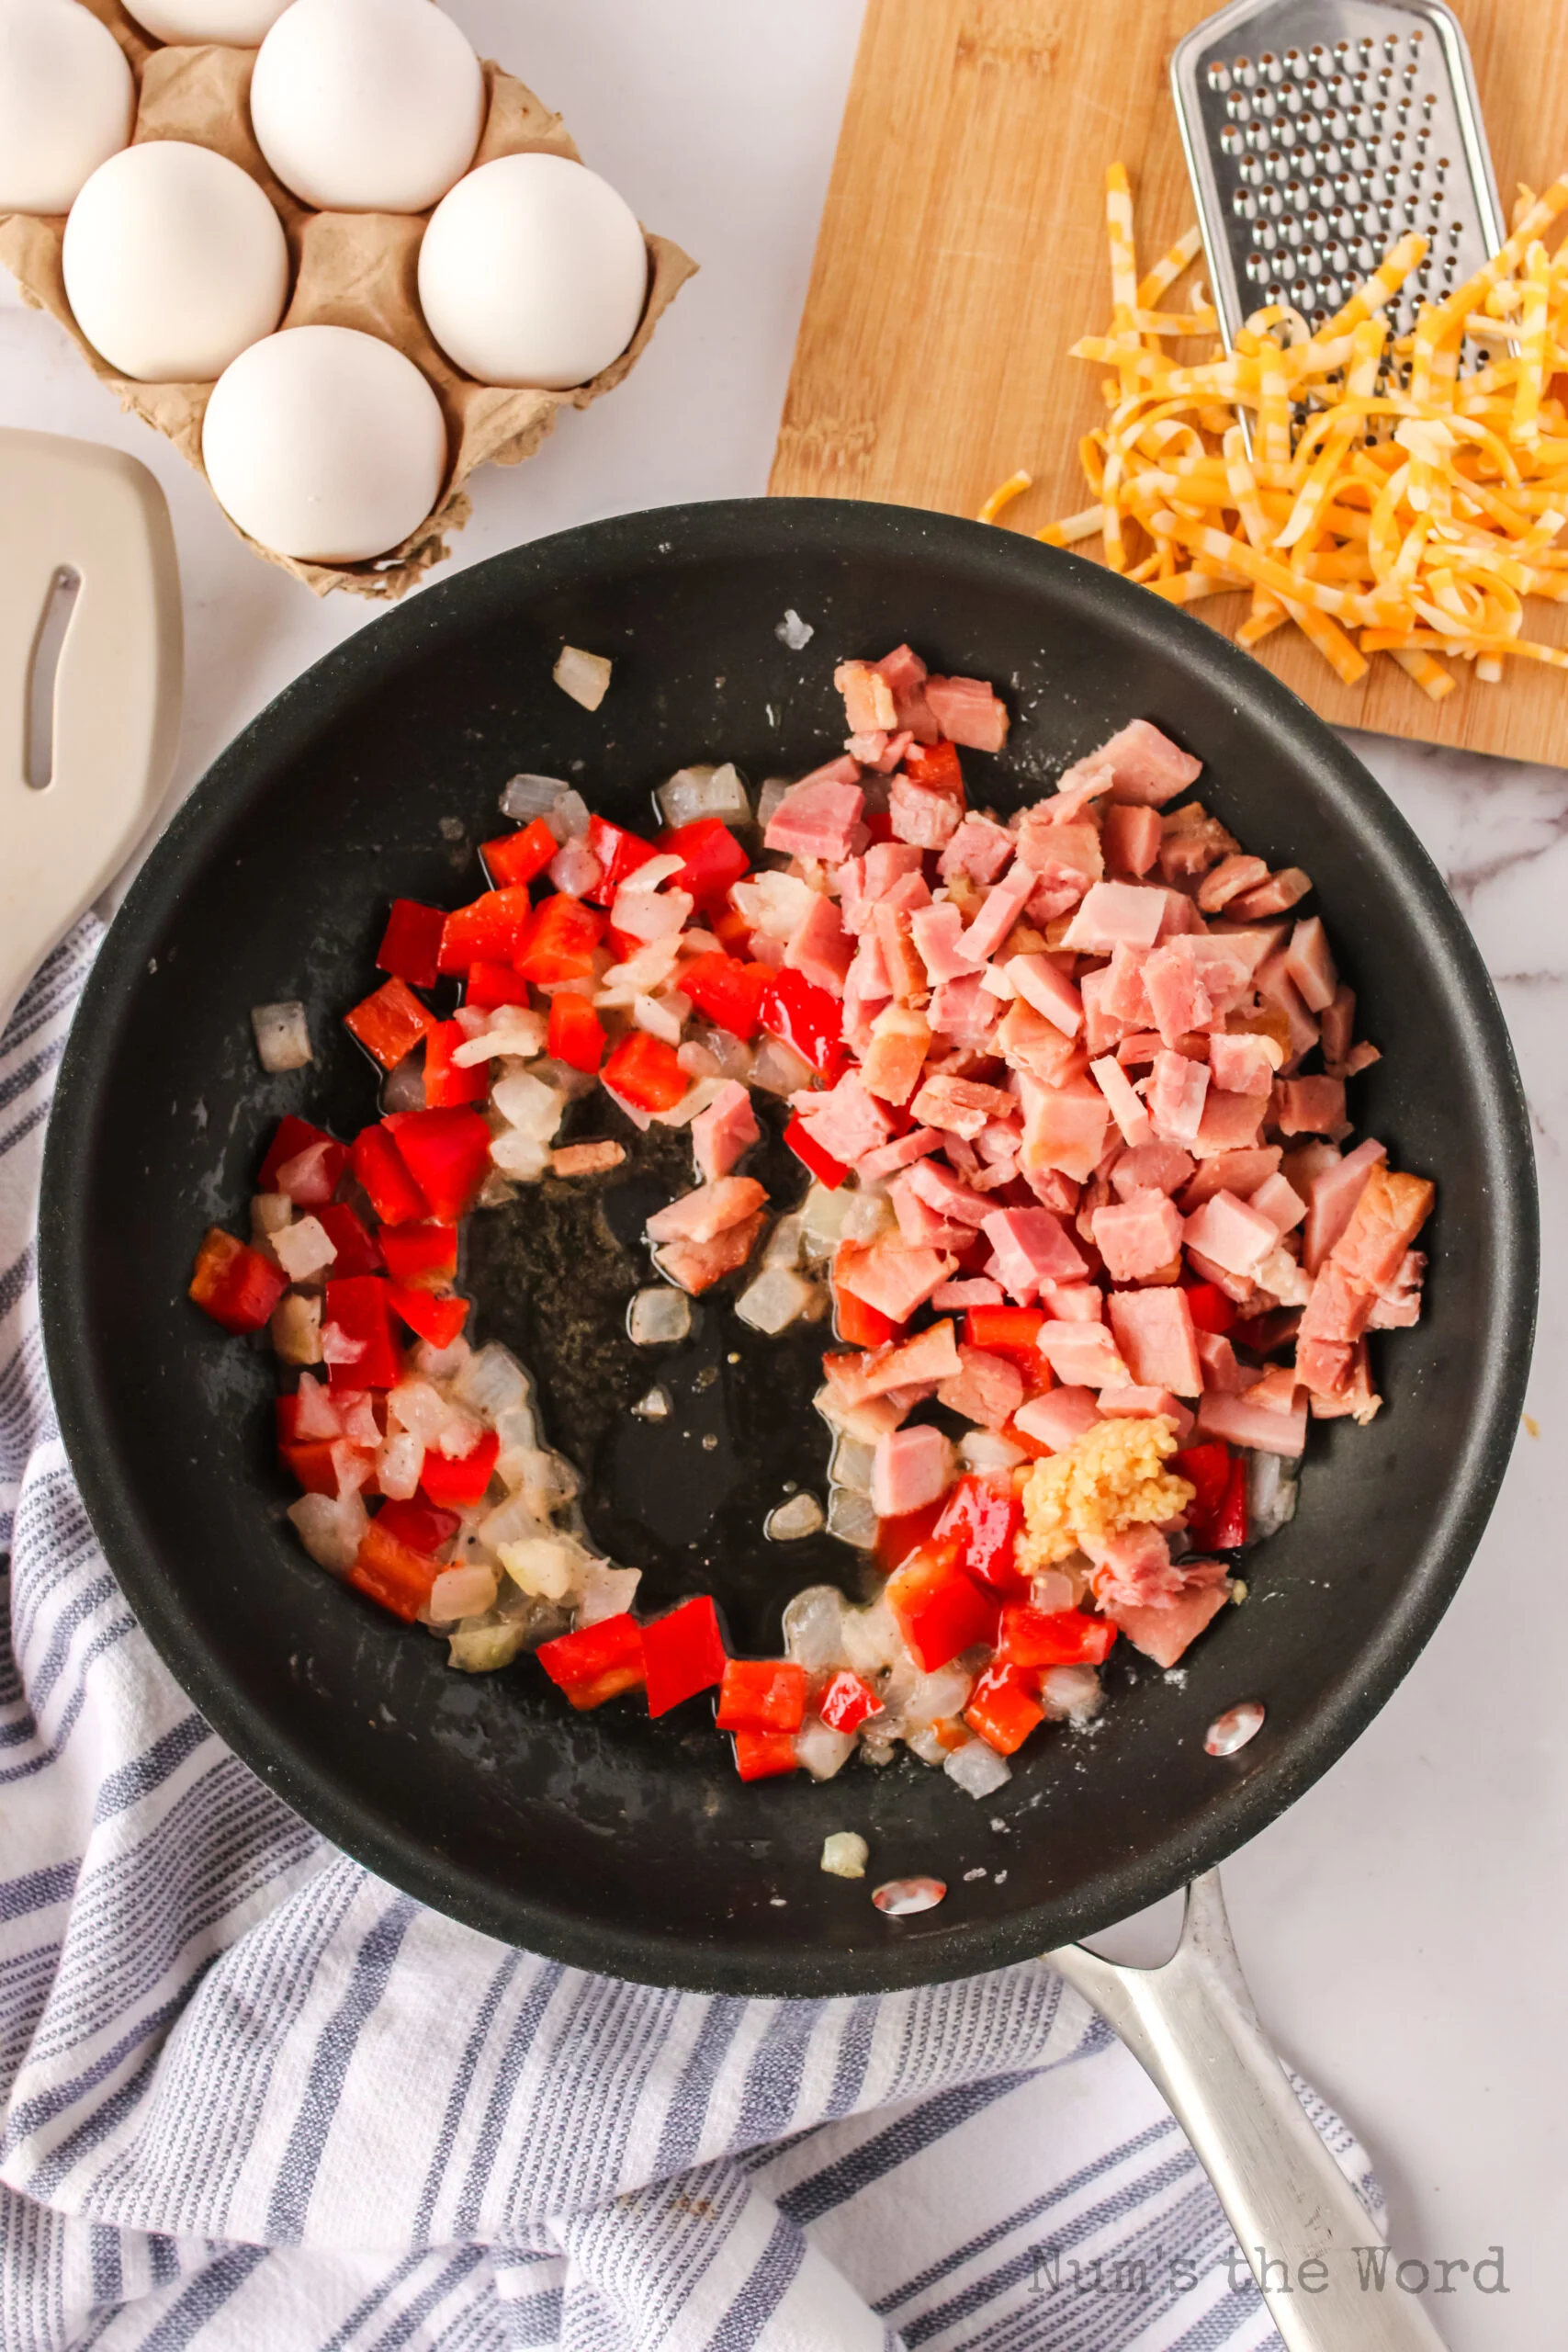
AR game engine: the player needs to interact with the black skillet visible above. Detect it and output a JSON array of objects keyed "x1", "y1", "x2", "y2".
[{"x1": 39, "y1": 499, "x2": 1537, "y2": 1996}]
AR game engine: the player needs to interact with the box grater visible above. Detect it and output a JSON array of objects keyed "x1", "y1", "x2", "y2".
[{"x1": 1171, "y1": 0, "x2": 1507, "y2": 365}]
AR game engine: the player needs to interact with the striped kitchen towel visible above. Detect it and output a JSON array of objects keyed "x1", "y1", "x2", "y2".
[{"x1": 0, "y1": 927, "x2": 1384, "y2": 2352}]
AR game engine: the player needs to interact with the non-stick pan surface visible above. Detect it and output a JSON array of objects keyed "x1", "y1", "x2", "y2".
[{"x1": 39, "y1": 500, "x2": 1536, "y2": 1995}]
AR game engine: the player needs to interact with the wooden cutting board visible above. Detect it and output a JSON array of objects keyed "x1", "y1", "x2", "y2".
[{"x1": 771, "y1": 0, "x2": 1568, "y2": 765}]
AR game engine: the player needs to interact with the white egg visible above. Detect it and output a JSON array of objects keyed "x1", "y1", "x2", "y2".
[
  {"x1": 120, "y1": 0, "x2": 290, "y2": 42},
  {"x1": 250, "y1": 0, "x2": 482, "y2": 214},
  {"x1": 63, "y1": 142, "x2": 288, "y2": 382},
  {"x1": 0, "y1": 0, "x2": 133, "y2": 216},
  {"x1": 418, "y1": 153, "x2": 649, "y2": 390},
  {"x1": 202, "y1": 324, "x2": 446, "y2": 561}
]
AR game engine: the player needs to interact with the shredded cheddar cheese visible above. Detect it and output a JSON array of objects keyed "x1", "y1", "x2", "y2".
[
  {"x1": 1018, "y1": 1417, "x2": 1194, "y2": 1573},
  {"x1": 983, "y1": 162, "x2": 1568, "y2": 700}
]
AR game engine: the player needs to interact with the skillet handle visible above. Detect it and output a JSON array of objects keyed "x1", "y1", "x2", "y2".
[{"x1": 1047, "y1": 1872, "x2": 1450, "y2": 2352}]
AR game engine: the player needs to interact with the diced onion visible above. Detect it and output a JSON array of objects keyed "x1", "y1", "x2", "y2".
[
  {"x1": 549, "y1": 837, "x2": 604, "y2": 898},
  {"x1": 251, "y1": 1000, "x2": 312, "y2": 1073},
  {"x1": 553, "y1": 645, "x2": 613, "y2": 710},
  {"x1": 766, "y1": 1491, "x2": 825, "y2": 1540},
  {"x1": 491, "y1": 1069, "x2": 566, "y2": 1141},
  {"x1": 379, "y1": 1050, "x2": 427, "y2": 1114},
  {"x1": 1247, "y1": 1450, "x2": 1299, "y2": 1540},
  {"x1": 456, "y1": 1345, "x2": 531, "y2": 1421},
  {"x1": 657, "y1": 761, "x2": 751, "y2": 828},
  {"x1": 288, "y1": 1489, "x2": 367, "y2": 1574},
  {"x1": 478, "y1": 1493, "x2": 550, "y2": 1553},
  {"x1": 378, "y1": 1431, "x2": 424, "y2": 1500},
  {"x1": 782, "y1": 1585, "x2": 846, "y2": 1671},
  {"x1": 1040, "y1": 1664, "x2": 1103, "y2": 1722},
  {"x1": 731, "y1": 870, "x2": 815, "y2": 939},
  {"x1": 612, "y1": 883, "x2": 693, "y2": 944},
  {"x1": 575, "y1": 1560, "x2": 642, "y2": 1624},
  {"x1": 775, "y1": 610, "x2": 815, "y2": 651},
  {"x1": 269, "y1": 1291, "x2": 321, "y2": 1366},
  {"x1": 750, "y1": 1036, "x2": 815, "y2": 1097},
  {"x1": 271, "y1": 1215, "x2": 336, "y2": 1283},
  {"x1": 447, "y1": 1618, "x2": 529, "y2": 1672},
  {"x1": 820, "y1": 1830, "x2": 868, "y2": 1878},
  {"x1": 944, "y1": 1740, "x2": 1013, "y2": 1799},
  {"x1": 841, "y1": 1595, "x2": 905, "y2": 1674},
  {"x1": 756, "y1": 778, "x2": 793, "y2": 829},
  {"x1": 829, "y1": 1433, "x2": 875, "y2": 1496},
  {"x1": 737, "y1": 1266, "x2": 814, "y2": 1334},
  {"x1": 628, "y1": 1286, "x2": 693, "y2": 1346},
  {"x1": 501, "y1": 773, "x2": 573, "y2": 822},
  {"x1": 796, "y1": 1716, "x2": 856, "y2": 1781},
  {"x1": 632, "y1": 992, "x2": 685, "y2": 1046},
  {"x1": 427, "y1": 1565, "x2": 499, "y2": 1623},
  {"x1": 452, "y1": 1008, "x2": 547, "y2": 1067},
  {"x1": 498, "y1": 1537, "x2": 579, "y2": 1600},
  {"x1": 960, "y1": 1429, "x2": 1028, "y2": 1474}
]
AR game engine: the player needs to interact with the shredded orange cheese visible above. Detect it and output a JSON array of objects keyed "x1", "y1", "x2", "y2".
[{"x1": 982, "y1": 162, "x2": 1568, "y2": 700}]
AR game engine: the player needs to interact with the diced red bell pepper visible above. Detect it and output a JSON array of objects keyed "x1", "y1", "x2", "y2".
[
  {"x1": 314, "y1": 1201, "x2": 382, "y2": 1277},
  {"x1": 376, "y1": 899, "x2": 446, "y2": 991},
  {"x1": 437, "y1": 887, "x2": 537, "y2": 974},
  {"x1": 681, "y1": 950, "x2": 769, "y2": 1041},
  {"x1": 784, "y1": 1114, "x2": 849, "y2": 1191},
  {"x1": 344, "y1": 976, "x2": 435, "y2": 1070},
  {"x1": 832, "y1": 1261, "x2": 898, "y2": 1350},
  {"x1": 388, "y1": 1283, "x2": 469, "y2": 1350},
  {"x1": 379, "y1": 1220, "x2": 457, "y2": 1288},
  {"x1": 963, "y1": 1306, "x2": 1046, "y2": 1366},
  {"x1": 1171, "y1": 1441, "x2": 1232, "y2": 1527},
  {"x1": 886, "y1": 1541, "x2": 1001, "y2": 1673},
  {"x1": 515, "y1": 893, "x2": 605, "y2": 984},
  {"x1": 422, "y1": 1018, "x2": 488, "y2": 1109},
  {"x1": 660, "y1": 818, "x2": 750, "y2": 903},
  {"x1": 1000, "y1": 1414, "x2": 1055, "y2": 1461},
  {"x1": 818, "y1": 1668, "x2": 883, "y2": 1734},
  {"x1": 1191, "y1": 1451, "x2": 1248, "y2": 1550},
  {"x1": 761, "y1": 968, "x2": 846, "y2": 1081},
  {"x1": 863, "y1": 809, "x2": 895, "y2": 845},
  {"x1": 602, "y1": 1028, "x2": 688, "y2": 1114},
  {"x1": 874, "y1": 1495, "x2": 948, "y2": 1573},
  {"x1": 349, "y1": 1521, "x2": 444, "y2": 1622},
  {"x1": 537, "y1": 1612, "x2": 646, "y2": 1710},
  {"x1": 642, "y1": 1595, "x2": 728, "y2": 1715},
  {"x1": 376, "y1": 1495, "x2": 460, "y2": 1554},
  {"x1": 464, "y1": 960, "x2": 534, "y2": 1011},
  {"x1": 715, "y1": 1658, "x2": 808, "y2": 1733},
  {"x1": 732, "y1": 1730, "x2": 799, "y2": 1781},
  {"x1": 996, "y1": 1604, "x2": 1117, "y2": 1668},
  {"x1": 382, "y1": 1107, "x2": 493, "y2": 1222},
  {"x1": 964, "y1": 1662, "x2": 1044, "y2": 1756},
  {"x1": 279, "y1": 1438, "x2": 344, "y2": 1496},
  {"x1": 1182, "y1": 1280, "x2": 1237, "y2": 1336},
  {"x1": 904, "y1": 740, "x2": 964, "y2": 799},
  {"x1": 189, "y1": 1227, "x2": 288, "y2": 1335},
  {"x1": 709, "y1": 903, "x2": 753, "y2": 958},
  {"x1": 418, "y1": 1427, "x2": 499, "y2": 1507},
  {"x1": 934, "y1": 1475, "x2": 1025, "y2": 1595},
  {"x1": 585, "y1": 813, "x2": 659, "y2": 903},
  {"x1": 350, "y1": 1124, "x2": 429, "y2": 1227},
  {"x1": 260, "y1": 1114, "x2": 337, "y2": 1193},
  {"x1": 547, "y1": 989, "x2": 606, "y2": 1073},
  {"x1": 323, "y1": 1274, "x2": 403, "y2": 1390},
  {"x1": 481, "y1": 818, "x2": 557, "y2": 889}
]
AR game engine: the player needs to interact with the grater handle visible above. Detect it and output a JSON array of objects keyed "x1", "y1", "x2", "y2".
[{"x1": 1049, "y1": 1873, "x2": 1450, "y2": 2352}]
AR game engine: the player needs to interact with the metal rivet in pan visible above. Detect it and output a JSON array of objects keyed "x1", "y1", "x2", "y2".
[
  {"x1": 1383, "y1": 30, "x2": 1399, "y2": 56},
  {"x1": 1246, "y1": 123, "x2": 1269, "y2": 151},
  {"x1": 1403, "y1": 198, "x2": 1420, "y2": 222},
  {"x1": 1221, "y1": 124, "x2": 1244, "y2": 155},
  {"x1": 1283, "y1": 46, "x2": 1302, "y2": 73},
  {"x1": 1435, "y1": 153, "x2": 1450, "y2": 175},
  {"x1": 1235, "y1": 53, "x2": 1257, "y2": 85},
  {"x1": 1205, "y1": 1702, "x2": 1265, "y2": 1757},
  {"x1": 1246, "y1": 252, "x2": 1270, "y2": 283},
  {"x1": 872, "y1": 1876, "x2": 946, "y2": 1917},
  {"x1": 1256, "y1": 221, "x2": 1278, "y2": 250},
  {"x1": 1238, "y1": 153, "x2": 1262, "y2": 184},
  {"x1": 1284, "y1": 177, "x2": 1305, "y2": 210},
  {"x1": 1264, "y1": 187, "x2": 1283, "y2": 219},
  {"x1": 1233, "y1": 187, "x2": 1257, "y2": 219},
  {"x1": 1260, "y1": 50, "x2": 1282, "y2": 82},
  {"x1": 1226, "y1": 91, "x2": 1251, "y2": 119},
  {"x1": 1206, "y1": 61, "x2": 1231, "y2": 91}
]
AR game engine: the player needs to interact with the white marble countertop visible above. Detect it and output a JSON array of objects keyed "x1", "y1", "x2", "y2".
[{"x1": 3, "y1": 5, "x2": 1561, "y2": 2344}]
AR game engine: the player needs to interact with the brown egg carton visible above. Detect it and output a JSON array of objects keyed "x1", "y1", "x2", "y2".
[{"x1": 0, "y1": 0, "x2": 696, "y2": 597}]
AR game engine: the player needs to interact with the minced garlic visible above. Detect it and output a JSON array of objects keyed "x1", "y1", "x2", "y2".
[{"x1": 1019, "y1": 1416, "x2": 1194, "y2": 1572}]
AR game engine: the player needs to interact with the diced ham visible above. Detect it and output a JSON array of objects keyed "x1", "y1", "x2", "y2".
[
  {"x1": 764, "y1": 773, "x2": 865, "y2": 865},
  {"x1": 1249, "y1": 1170, "x2": 1307, "y2": 1237},
  {"x1": 793, "y1": 1071, "x2": 893, "y2": 1166},
  {"x1": 910, "y1": 901, "x2": 982, "y2": 985},
  {"x1": 844, "y1": 929, "x2": 891, "y2": 1009},
  {"x1": 1101, "y1": 944, "x2": 1154, "y2": 1027},
  {"x1": 890, "y1": 775, "x2": 963, "y2": 849},
  {"x1": 1301, "y1": 1137, "x2": 1384, "y2": 1272},
  {"x1": 1012, "y1": 1385, "x2": 1102, "y2": 1451},
  {"x1": 646, "y1": 1176, "x2": 768, "y2": 1244},
  {"x1": 691, "y1": 1080, "x2": 759, "y2": 1183},
  {"x1": 1208, "y1": 1032, "x2": 1278, "y2": 1095},
  {"x1": 837, "y1": 1233, "x2": 955, "y2": 1327},
  {"x1": 1196, "y1": 1329, "x2": 1244, "y2": 1391},
  {"x1": 835, "y1": 661, "x2": 897, "y2": 735},
  {"x1": 863, "y1": 840, "x2": 926, "y2": 901},
  {"x1": 1097, "y1": 1385, "x2": 1195, "y2": 1442},
  {"x1": 1090, "y1": 1054, "x2": 1153, "y2": 1148},
  {"x1": 1254, "y1": 954, "x2": 1321, "y2": 1065},
  {"x1": 1190, "y1": 1088, "x2": 1267, "y2": 1159},
  {"x1": 860, "y1": 1004, "x2": 932, "y2": 1108},
  {"x1": 939, "y1": 816, "x2": 1014, "y2": 884},
  {"x1": 1230, "y1": 866, "x2": 1312, "y2": 921},
  {"x1": 982, "y1": 1205, "x2": 1088, "y2": 1301},
  {"x1": 912, "y1": 1072, "x2": 1017, "y2": 1138},
  {"x1": 1115, "y1": 1031, "x2": 1165, "y2": 1066},
  {"x1": 924, "y1": 673, "x2": 1010, "y2": 752},
  {"x1": 1273, "y1": 1076, "x2": 1348, "y2": 1136},
  {"x1": 1307, "y1": 1338, "x2": 1382, "y2": 1424},
  {"x1": 1036, "y1": 1319, "x2": 1129, "y2": 1388},
  {"x1": 1106, "y1": 1286, "x2": 1201, "y2": 1396},
  {"x1": 1147, "y1": 1049, "x2": 1209, "y2": 1146},
  {"x1": 929, "y1": 973, "x2": 999, "y2": 1047},
  {"x1": 1101, "y1": 802, "x2": 1162, "y2": 876},
  {"x1": 908, "y1": 1156, "x2": 992, "y2": 1228},
  {"x1": 871, "y1": 903, "x2": 928, "y2": 1002},
  {"x1": 1320, "y1": 982, "x2": 1355, "y2": 1068},
  {"x1": 1109, "y1": 1579, "x2": 1231, "y2": 1668},
  {"x1": 656, "y1": 1210, "x2": 765, "y2": 1295},
  {"x1": 1015, "y1": 816, "x2": 1103, "y2": 899},
  {"x1": 1086, "y1": 718, "x2": 1202, "y2": 807},
  {"x1": 1018, "y1": 1078, "x2": 1111, "y2": 1183},
  {"x1": 1060, "y1": 881, "x2": 1167, "y2": 955},
  {"x1": 1179, "y1": 1146, "x2": 1280, "y2": 1210},
  {"x1": 1142, "y1": 939, "x2": 1214, "y2": 1046},
  {"x1": 1332, "y1": 1165, "x2": 1435, "y2": 1290},
  {"x1": 1299, "y1": 1257, "x2": 1376, "y2": 1350},
  {"x1": 1005, "y1": 953, "x2": 1083, "y2": 1036},
  {"x1": 861, "y1": 1320, "x2": 963, "y2": 1396},
  {"x1": 784, "y1": 890, "x2": 852, "y2": 993},
  {"x1": 938, "y1": 1345, "x2": 1026, "y2": 1430},
  {"x1": 957, "y1": 864, "x2": 1036, "y2": 965},
  {"x1": 1282, "y1": 915, "x2": 1337, "y2": 1012},
  {"x1": 856, "y1": 1124, "x2": 944, "y2": 1182},
  {"x1": 870, "y1": 1422, "x2": 953, "y2": 1518},
  {"x1": 1181, "y1": 1188, "x2": 1279, "y2": 1278},
  {"x1": 1196, "y1": 1386, "x2": 1308, "y2": 1456},
  {"x1": 1111, "y1": 1141, "x2": 1194, "y2": 1200},
  {"x1": 998, "y1": 998, "x2": 1082, "y2": 1084},
  {"x1": 1041, "y1": 1281, "x2": 1103, "y2": 1321},
  {"x1": 931, "y1": 1277, "x2": 1005, "y2": 1307},
  {"x1": 1367, "y1": 1250, "x2": 1425, "y2": 1330},
  {"x1": 872, "y1": 644, "x2": 940, "y2": 741},
  {"x1": 1196, "y1": 853, "x2": 1269, "y2": 913},
  {"x1": 1084, "y1": 1522, "x2": 1183, "y2": 1609},
  {"x1": 1093, "y1": 1193, "x2": 1183, "y2": 1283},
  {"x1": 889, "y1": 1170, "x2": 971, "y2": 1250}
]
